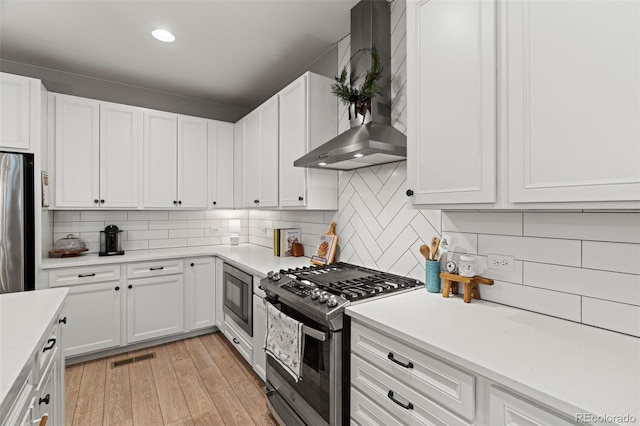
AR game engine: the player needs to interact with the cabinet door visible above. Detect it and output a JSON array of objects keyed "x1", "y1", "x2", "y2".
[
  {"x1": 100, "y1": 102, "x2": 141, "y2": 208},
  {"x1": 252, "y1": 294, "x2": 266, "y2": 381},
  {"x1": 35, "y1": 349, "x2": 59, "y2": 426},
  {"x1": 61, "y1": 281, "x2": 122, "y2": 357},
  {"x1": 185, "y1": 258, "x2": 216, "y2": 331},
  {"x1": 0, "y1": 73, "x2": 30, "y2": 150},
  {"x1": 127, "y1": 275, "x2": 184, "y2": 343},
  {"x1": 215, "y1": 258, "x2": 225, "y2": 329},
  {"x1": 507, "y1": 1, "x2": 640, "y2": 203},
  {"x1": 208, "y1": 120, "x2": 235, "y2": 209},
  {"x1": 489, "y1": 386, "x2": 576, "y2": 426},
  {"x1": 177, "y1": 115, "x2": 208, "y2": 208},
  {"x1": 279, "y1": 75, "x2": 308, "y2": 207},
  {"x1": 54, "y1": 95, "x2": 100, "y2": 207},
  {"x1": 143, "y1": 110, "x2": 177, "y2": 208},
  {"x1": 241, "y1": 110, "x2": 261, "y2": 207},
  {"x1": 406, "y1": 0, "x2": 496, "y2": 204},
  {"x1": 258, "y1": 97, "x2": 279, "y2": 207}
]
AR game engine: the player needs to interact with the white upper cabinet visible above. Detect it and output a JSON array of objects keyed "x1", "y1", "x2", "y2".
[
  {"x1": 407, "y1": 0, "x2": 496, "y2": 205},
  {"x1": 506, "y1": 0, "x2": 640, "y2": 204},
  {"x1": 54, "y1": 94, "x2": 141, "y2": 208},
  {"x1": 208, "y1": 120, "x2": 235, "y2": 209},
  {"x1": 279, "y1": 72, "x2": 338, "y2": 209},
  {"x1": 177, "y1": 115, "x2": 208, "y2": 208},
  {"x1": 54, "y1": 95, "x2": 101, "y2": 208},
  {"x1": 143, "y1": 110, "x2": 208, "y2": 208},
  {"x1": 0, "y1": 73, "x2": 31, "y2": 151},
  {"x1": 241, "y1": 96, "x2": 279, "y2": 208}
]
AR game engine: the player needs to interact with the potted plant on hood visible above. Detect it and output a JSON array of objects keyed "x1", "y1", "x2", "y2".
[{"x1": 331, "y1": 46, "x2": 383, "y2": 126}]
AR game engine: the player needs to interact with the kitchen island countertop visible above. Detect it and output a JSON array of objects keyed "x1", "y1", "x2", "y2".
[{"x1": 346, "y1": 290, "x2": 640, "y2": 424}]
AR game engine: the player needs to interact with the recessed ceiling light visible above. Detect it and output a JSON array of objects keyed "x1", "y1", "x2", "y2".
[
  {"x1": 152, "y1": 29, "x2": 175, "y2": 43},
  {"x1": 353, "y1": 153, "x2": 364, "y2": 158},
  {"x1": 318, "y1": 162, "x2": 327, "y2": 166}
]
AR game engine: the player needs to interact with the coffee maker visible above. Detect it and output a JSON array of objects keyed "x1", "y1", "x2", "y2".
[{"x1": 99, "y1": 224, "x2": 124, "y2": 256}]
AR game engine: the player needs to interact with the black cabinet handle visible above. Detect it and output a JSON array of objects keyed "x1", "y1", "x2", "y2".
[
  {"x1": 190, "y1": 263, "x2": 195, "y2": 267},
  {"x1": 58, "y1": 317, "x2": 67, "y2": 324},
  {"x1": 115, "y1": 286, "x2": 120, "y2": 291},
  {"x1": 100, "y1": 199, "x2": 105, "y2": 204},
  {"x1": 406, "y1": 189, "x2": 414, "y2": 196},
  {"x1": 128, "y1": 284, "x2": 133, "y2": 289},
  {"x1": 149, "y1": 266, "x2": 164, "y2": 271},
  {"x1": 388, "y1": 352, "x2": 414, "y2": 369},
  {"x1": 43, "y1": 338, "x2": 56, "y2": 352},
  {"x1": 232, "y1": 338, "x2": 240, "y2": 344},
  {"x1": 298, "y1": 196, "x2": 304, "y2": 201},
  {"x1": 254, "y1": 199, "x2": 259, "y2": 204},
  {"x1": 78, "y1": 273, "x2": 96, "y2": 278},
  {"x1": 39, "y1": 394, "x2": 50, "y2": 405},
  {"x1": 388, "y1": 390, "x2": 413, "y2": 410},
  {"x1": 178, "y1": 200, "x2": 182, "y2": 205},
  {"x1": 94, "y1": 199, "x2": 99, "y2": 204},
  {"x1": 213, "y1": 201, "x2": 217, "y2": 205},
  {"x1": 173, "y1": 200, "x2": 178, "y2": 205}
]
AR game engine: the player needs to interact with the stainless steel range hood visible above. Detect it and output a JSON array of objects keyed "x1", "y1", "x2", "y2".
[{"x1": 294, "y1": 0, "x2": 406, "y2": 171}]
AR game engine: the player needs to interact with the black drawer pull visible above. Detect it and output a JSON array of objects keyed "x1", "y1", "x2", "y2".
[
  {"x1": 406, "y1": 189, "x2": 414, "y2": 196},
  {"x1": 115, "y1": 286, "x2": 120, "y2": 291},
  {"x1": 388, "y1": 352, "x2": 414, "y2": 369},
  {"x1": 388, "y1": 390, "x2": 413, "y2": 410},
  {"x1": 78, "y1": 273, "x2": 96, "y2": 278},
  {"x1": 39, "y1": 394, "x2": 50, "y2": 405},
  {"x1": 190, "y1": 263, "x2": 194, "y2": 267},
  {"x1": 232, "y1": 338, "x2": 240, "y2": 344},
  {"x1": 128, "y1": 284, "x2": 133, "y2": 289},
  {"x1": 42, "y1": 338, "x2": 56, "y2": 352},
  {"x1": 58, "y1": 317, "x2": 67, "y2": 324},
  {"x1": 149, "y1": 266, "x2": 164, "y2": 271}
]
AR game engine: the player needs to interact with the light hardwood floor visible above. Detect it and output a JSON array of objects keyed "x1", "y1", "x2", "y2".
[{"x1": 65, "y1": 332, "x2": 278, "y2": 426}]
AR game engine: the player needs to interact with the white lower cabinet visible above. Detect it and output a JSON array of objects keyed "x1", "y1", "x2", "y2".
[
  {"x1": 126, "y1": 272, "x2": 184, "y2": 344},
  {"x1": 223, "y1": 318, "x2": 252, "y2": 365},
  {"x1": 350, "y1": 319, "x2": 580, "y2": 426},
  {"x1": 185, "y1": 258, "x2": 216, "y2": 331},
  {"x1": 252, "y1": 293, "x2": 266, "y2": 381},
  {"x1": 214, "y1": 258, "x2": 225, "y2": 329}
]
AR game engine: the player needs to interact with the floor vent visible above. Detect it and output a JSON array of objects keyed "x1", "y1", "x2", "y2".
[{"x1": 111, "y1": 352, "x2": 156, "y2": 368}]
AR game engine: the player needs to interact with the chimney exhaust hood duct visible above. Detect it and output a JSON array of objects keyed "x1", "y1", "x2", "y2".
[{"x1": 294, "y1": 0, "x2": 406, "y2": 171}]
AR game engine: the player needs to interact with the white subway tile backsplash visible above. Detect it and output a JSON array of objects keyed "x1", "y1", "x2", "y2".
[
  {"x1": 169, "y1": 228, "x2": 204, "y2": 239},
  {"x1": 148, "y1": 238, "x2": 187, "y2": 249},
  {"x1": 582, "y1": 298, "x2": 640, "y2": 337},
  {"x1": 475, "y1": 256, "x2": 524, "y2": 284},
  {"x1": 53, "y1": 211, "x2": 80, "y2": 222},
  {"x1": 524, "y1": 212, "x2": 640, "y2": 243},
  {"x1": 443, "y1": 211, "x2": 522, "y2": 236},
  {"x1": 148, "y1": 220, "x2": 188, "y2": 230},
  {"x1": 479, "y1": 235, "x2": 581, "y2": 266},
  {"x1": 582, "y1": 241, "x2": 640, "y2": 275},
  {"x1": 187, "y1": 219, "x2": 221, "y2": 229},
  {"x1": 525, "y1": 262, "x2": 640, "y2": 305},
  {"x1": 188, "y1": 236, "x2": 221, "y2": 246},
  {"x1": 54, "y1": 221, "x2": 104, "y2": 233},
  {"x1": 480, "y1": 281, "x2": 581, "y2": 322},
  {"x1": 80, "y1": 211, "x2": 128, "y2": 222},
  {"x1": 127, "y1": 230, "x2": 168, "y2": 241},
  {"x1": 446, "y1": 232, "x2": 478, "y2": 255},
  {"x1": 123, "y1": 240, "x2": 148, "y2": 251},
  {"x1": 128, "y1": 211, "x2": 168, "y2": 221},
  {"x1": 110, "y1": 221, "x2": 148, "y2": 231}
]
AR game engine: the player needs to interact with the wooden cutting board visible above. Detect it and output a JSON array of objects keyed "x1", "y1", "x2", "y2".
[{"x1": 311, "y1": 222, "x2": 338, "y2": 265}]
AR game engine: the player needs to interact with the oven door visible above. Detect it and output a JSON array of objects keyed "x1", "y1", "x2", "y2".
[
  {"x1": 264, "y1": 299, "x2": 341, "y2": 426},
  {"x1": 223, "y1": 263, "x2": 252, "y2": 337}
]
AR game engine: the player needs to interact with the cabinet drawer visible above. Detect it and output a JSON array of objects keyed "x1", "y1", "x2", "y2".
[
  {"x1": 351, "y1": 387, "x2": 403, "y2": 426},
  {"x1": 1, "y1": 372, "x2": 33, "y2": 426},
  {"x1": 489, "y1": 386, "x2": 578, "y2": 426},
  {"x1": 36, "y1": 324, "x2": 59, "y2": 380},
  {"x1": 351, "y1": 321, "x2": 475, "y2": 420},
  {"x1": 223, "y1": 319, "x2": 252, "y2": 365},
  {"x1": 126, "y1": 260, "x2": 183, "y2": 278},
  {"x1": 49, "y1": 265, "x2": 120, "y2": 287},
  {"x1": 351, "y1": 355, "x2": 471, "y2": 426}
]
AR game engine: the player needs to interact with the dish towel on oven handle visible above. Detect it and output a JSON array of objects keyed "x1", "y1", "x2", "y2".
[{"x1": 264, "y1": 302, "x2": 304, "y2": 382}]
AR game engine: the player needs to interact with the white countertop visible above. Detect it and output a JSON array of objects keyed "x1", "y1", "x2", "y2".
[
  {"x1": 0, "y1": 288, "x2": 68, "y2": 414},
  {"x1": 346, "y1": 290, "x2": 640, "y2": 422},
  {"x1": 41, "y1": 244, "x2": 313, "y2": 277}
]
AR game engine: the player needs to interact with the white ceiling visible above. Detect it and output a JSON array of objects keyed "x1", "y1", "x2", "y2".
[{"x1": 0, "y1": 0, "x2": 358, "y2": 110}]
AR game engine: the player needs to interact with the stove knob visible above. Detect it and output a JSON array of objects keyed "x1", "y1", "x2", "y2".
[
  {"x1": 272, "y1": 272, "x2": 281, "y2": 281},
  {"x1": 318, "y1": 291, "x2": 329, "y2": 303},
  {"x1": 327, "y1": 295, "x2": 339, "y2": 308},
  {"x1": 310, "y1": 289, "x2": 321, "y2": 300},
  {"x1": 267, "y1": 271, "x2": 274, "y2": 280}
]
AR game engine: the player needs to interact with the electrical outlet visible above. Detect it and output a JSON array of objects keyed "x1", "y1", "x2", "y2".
[{"x1": 488, "y1": 254, "x2": 515, "y2": 272}]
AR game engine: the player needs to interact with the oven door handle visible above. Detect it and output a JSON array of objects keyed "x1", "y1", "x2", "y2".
[{"x1": 302, "y1": 325, "x2": 327, "y2": 342}]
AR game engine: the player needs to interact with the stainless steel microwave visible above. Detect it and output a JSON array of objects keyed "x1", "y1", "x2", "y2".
[{"x1": 222, "y1": 263, "x2": 252, "y2": 337}]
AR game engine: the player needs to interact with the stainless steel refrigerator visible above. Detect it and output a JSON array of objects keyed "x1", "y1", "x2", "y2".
[{"x1": 0, "y1": 151, "x2": 35, "y2": 293}]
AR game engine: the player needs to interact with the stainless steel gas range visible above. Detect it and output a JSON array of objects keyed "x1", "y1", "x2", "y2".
[{"x1": 260, "y1": 262, "x2": 422, "y2": 425}]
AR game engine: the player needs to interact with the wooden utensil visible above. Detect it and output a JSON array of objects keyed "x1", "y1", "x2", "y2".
[
  {"x1": 430, "y1": 237, "x2": 440, "y2": 261},
  {"x1": 419, "y1": 244, "x2": 431, "y2": 261}
]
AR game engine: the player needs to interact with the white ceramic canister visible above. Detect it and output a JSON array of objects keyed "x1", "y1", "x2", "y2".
[{"x1": 458, "y1": 255, "x2": 476, "y2": 277}]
